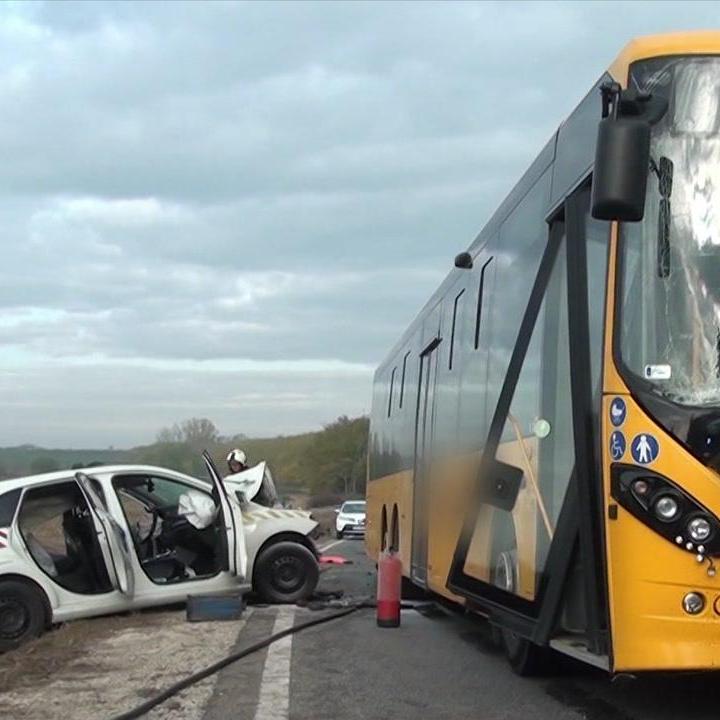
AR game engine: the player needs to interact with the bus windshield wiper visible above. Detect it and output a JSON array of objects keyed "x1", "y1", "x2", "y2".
[{"x1": 651, "y1": 155, "x2": 674, "y2": 278}]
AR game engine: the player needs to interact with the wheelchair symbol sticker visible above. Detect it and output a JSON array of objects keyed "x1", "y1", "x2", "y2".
[
  {"x1": 631, "y1": 433, "x2": 659, "y2": 465},
  {"x1": 610, "y1": 431, "x2": 626, "y2": 461},
  {"x1": 610, "y1": 397, "x2": 626, "y2": 427}
]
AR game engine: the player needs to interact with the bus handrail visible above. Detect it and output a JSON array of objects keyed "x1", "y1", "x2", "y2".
[{"x1": 506, "y1": 412, "x2": 554, "y2": 540}]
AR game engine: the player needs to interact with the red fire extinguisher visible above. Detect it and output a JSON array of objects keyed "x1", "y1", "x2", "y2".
[{"x1": 377, "y1": 548, "x2": 402, "y2": 627}]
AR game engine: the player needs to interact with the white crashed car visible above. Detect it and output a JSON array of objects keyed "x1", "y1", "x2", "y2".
[
  {"x1": 0, "y1": 451, "x2": 319, "y2": 650},
  {"x1": 335, "y1": 500, "x2": 366, "y2": 538}
]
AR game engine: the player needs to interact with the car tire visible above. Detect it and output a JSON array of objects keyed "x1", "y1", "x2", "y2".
[
  {"x1": 254, "y1": 542, "x2": 320, "y2": 604},
  {"x1": 335, "y1": 529, "x2": 343, "y2": 539},
  {"x1": 0, "y1": 580, "x2": 48, "y2": 652}
]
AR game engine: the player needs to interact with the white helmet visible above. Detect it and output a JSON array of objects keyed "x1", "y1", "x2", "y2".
[{"x1": 227, "y1": 449, "x2": 247, "y2": 466}]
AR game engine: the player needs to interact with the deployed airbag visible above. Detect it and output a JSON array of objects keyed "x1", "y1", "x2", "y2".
[{"x1": 178, "y1": 490, "x2": 217, "y2": 530}]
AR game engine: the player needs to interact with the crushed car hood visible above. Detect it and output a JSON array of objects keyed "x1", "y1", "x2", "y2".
[{"x1": 223, "y1": 461, "x2": 271, "y2": 503}]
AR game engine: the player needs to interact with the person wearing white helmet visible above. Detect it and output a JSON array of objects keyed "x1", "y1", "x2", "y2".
[{"x1": 226, "y1": 448, "x2": 248, "y2": 475}]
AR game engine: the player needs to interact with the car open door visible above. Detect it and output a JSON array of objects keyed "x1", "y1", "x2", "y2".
[
  {"x1": 202, "y1": 450, "x2": 247, "y2": 579},
  {"x1": 75, "y1": 472, "x2": 134, "y2": 596}
]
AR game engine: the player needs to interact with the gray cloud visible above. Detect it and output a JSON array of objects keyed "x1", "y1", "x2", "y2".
[{"x1": 0, "y1": 1, "x2": 717, "y2": 445}]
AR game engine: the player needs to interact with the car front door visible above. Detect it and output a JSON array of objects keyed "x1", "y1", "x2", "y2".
[
  {"x1": 202, "y1": 451, "x2": 247, "y2": 580},
  {"x1": 75, "y1": 472, "x2": 135, "y2": 596}
]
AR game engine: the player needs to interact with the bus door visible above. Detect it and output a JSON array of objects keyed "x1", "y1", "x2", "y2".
[
  {"x1": 447, "y1": 183, "x2": 608, "y2": 660},
  {"x1": 411, "y1": 303, "x2": 442, "y2": 587}
]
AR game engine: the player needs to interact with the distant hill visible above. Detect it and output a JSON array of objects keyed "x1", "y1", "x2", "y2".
[
  {"x1": 0, "y1": 446, "x2": 132, "y2": 477},
  {"x1": 0, "y1": 415, "x2": 369, "y2": 502}
]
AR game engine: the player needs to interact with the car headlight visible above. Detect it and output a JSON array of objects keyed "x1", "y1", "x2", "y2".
[
  {"x1": 654, "y1": 494, "x2": 680, "y2": 522},
  {"x1": 688, "y1": 516, "x2": 713, "y2": 542}
]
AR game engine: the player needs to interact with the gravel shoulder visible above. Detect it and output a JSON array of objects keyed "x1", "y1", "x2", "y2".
[{"x1": 0, "y1": 607, "x2": 250, "y2": 720}]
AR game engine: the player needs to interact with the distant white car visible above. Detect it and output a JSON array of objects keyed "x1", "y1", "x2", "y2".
[
  {"x1": 335, "y1": 500, "x2": 366, "y2": 538},
  {"x1": 0, "y1": 451, "x2": 319, "y2": 651}
]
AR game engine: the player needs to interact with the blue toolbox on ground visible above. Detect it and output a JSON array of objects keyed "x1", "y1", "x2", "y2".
[{"x1": 186, "y1": 592, "x2": 246, "y2": 622}]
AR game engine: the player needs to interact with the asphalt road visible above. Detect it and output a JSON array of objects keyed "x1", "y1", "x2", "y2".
[{"x1": 201, "y1": 540, "x2": 720, "y2": 720}]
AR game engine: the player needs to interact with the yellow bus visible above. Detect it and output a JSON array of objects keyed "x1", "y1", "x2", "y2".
[{"x1": 366, "y1": 31, "x2": 720, "y2": 675}]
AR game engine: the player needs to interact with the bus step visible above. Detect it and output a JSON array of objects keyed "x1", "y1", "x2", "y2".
[{"x1": 549, "y1": 636, "x2": 609, "y2": 670}]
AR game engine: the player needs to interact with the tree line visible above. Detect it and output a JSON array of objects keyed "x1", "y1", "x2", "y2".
[{"x1": 0, "y1": 416, "x2": 370, "y2": 502}]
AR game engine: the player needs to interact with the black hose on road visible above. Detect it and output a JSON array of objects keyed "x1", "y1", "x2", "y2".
[{"x1": 108, "y1": 603, "x2": 368, "y2": 720}]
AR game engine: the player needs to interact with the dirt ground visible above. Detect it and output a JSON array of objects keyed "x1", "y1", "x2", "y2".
[
  {"x1": 0, "y1": 507, "x2": 342, "y2": 719},
  {"x1": 0, "y1": 606, "x2": 249, "y2": 720}
]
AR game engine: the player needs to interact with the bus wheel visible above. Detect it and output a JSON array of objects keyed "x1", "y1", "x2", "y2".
[{"x1": 492, "y1": 550, "x2": 547, "y2": 676}]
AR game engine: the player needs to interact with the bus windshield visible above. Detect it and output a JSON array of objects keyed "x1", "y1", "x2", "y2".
[{"x1": 621, "y1": 57, "x2": 720, "y2": 406}]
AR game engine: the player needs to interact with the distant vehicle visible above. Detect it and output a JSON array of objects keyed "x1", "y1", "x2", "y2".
[
  {"x1": 0, "y1": 451, "x2": 319, "y2": 651},
  {"x1": 335, "y1": 500, "x2": 366, "y2": 538}
]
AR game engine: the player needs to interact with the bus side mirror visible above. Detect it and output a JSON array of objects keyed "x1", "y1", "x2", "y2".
[{"x1": 591, "y1": 115, "x2": 650, "y2": 222}]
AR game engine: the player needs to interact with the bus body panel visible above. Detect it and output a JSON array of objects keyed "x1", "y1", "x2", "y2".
[
  {"x1": 366, "y1": 469, "x2": 414, "y2": 574},
  {"x1": 603, "y1": 394, "x2": 720, "y2": 670}
]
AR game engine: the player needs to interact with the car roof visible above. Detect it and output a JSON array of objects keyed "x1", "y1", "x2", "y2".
[{"x1": 0, "y1": 465, "x2": 207, "y2": 492}]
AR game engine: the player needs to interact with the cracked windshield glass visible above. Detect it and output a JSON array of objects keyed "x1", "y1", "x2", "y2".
[{"x1": 622, "y1": 57, "x2": 720, "y2": 405}]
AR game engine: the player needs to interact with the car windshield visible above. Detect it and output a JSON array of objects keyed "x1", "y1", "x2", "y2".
[
  {"x1": 621, "y1": 56, "x2": 720, "y2": 406},
  {"x1": 342, "y1": 502, "x2": 366, "y2": 514}
]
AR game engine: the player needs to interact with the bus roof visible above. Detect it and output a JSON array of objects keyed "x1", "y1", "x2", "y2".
[{"x1": 610, "y1": 31, "x2": 720, "y2": 85}]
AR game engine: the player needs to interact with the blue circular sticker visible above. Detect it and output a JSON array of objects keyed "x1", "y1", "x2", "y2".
[
  {"x1": 610, "y1": 397, "x2": 627, "y2": 427},
  {"x1": 631, "y1": 433, "x2": 659, "y2": 465},
  {"x1": 610, "y1": 431, "x2": 626, "y2": 461}
]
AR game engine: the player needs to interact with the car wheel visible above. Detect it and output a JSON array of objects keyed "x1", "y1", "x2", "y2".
[
  {"x1": 254, "y1": 542, "x2": 320, "y2": 604},
  {"x1": 0, "y1": 580, "x2": 47, "y2": 652},
  {"x1": 335, "y1": 529, "x2": 343, "y2": 539}
]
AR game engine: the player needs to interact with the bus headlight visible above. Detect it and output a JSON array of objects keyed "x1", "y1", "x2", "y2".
[
  {"x1": 688, "y1": 517, "x2": 713, "y2": 542},
  {"x1": 682, "y1": 592, "x2": 705, "y2": 615},
  {"x1": 654, "y1": 495, "x2": 680, "y2": 522},
  {"x1": 612, "y1": 465, "x2": 720, "y2": 559}
]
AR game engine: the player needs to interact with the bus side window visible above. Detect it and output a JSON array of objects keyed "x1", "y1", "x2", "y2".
[
  {"x1": 486, "y1": 172, "x2": 551, "y2": 442},
  {"x1": 449, "y1": 289, "x2": 465, "y2": 370},
  {"x1": 387, "y1": 366, "x2": 397, "y2": 418},
  {"x1": 458, "y1": 249, "x2": 496, "y2": 451},
  {"x1": 474, "y1": 257, "x2": 493, "y2": 350},
  {"x1": 399, "y1": 351, "x2": 411, "y2": 408}
]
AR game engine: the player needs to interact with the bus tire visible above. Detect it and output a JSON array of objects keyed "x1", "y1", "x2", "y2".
[
  {"x1": 492, "y1": 549, "x2": 549, "y2": 676},
  {"x1": 501, "y1": 627, "x2": 547, "y2": 676}
]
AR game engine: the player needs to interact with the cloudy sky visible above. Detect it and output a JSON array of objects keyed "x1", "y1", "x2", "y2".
[{"x1": 0, "y1": 1, "x2": 717, "y2": 447}]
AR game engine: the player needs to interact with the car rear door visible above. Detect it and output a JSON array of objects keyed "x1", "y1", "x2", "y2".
[
  {"x1": 75, "y1": 472, "x2": 135, "y2": 596},
  {"x1": 202, "y1": 451, "x2": 247, "y2": 579}
]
